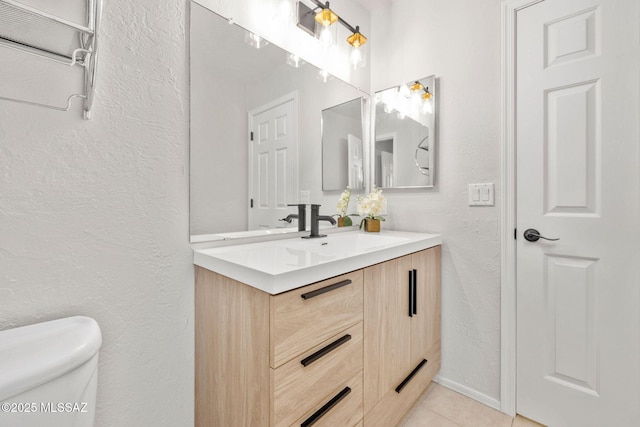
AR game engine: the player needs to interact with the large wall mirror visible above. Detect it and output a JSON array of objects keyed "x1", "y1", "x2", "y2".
[
  {"x1": 373, "y1": 76, "x2": 436, "y2": 188},
  {"x1": 190, "y1": 2, "x2": 368, "y2": 240}
]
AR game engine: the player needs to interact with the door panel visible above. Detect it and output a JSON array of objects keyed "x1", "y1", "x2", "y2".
[
  {"x1": 363, "y1": 256, "x2": 412, "y2": 413},
  {"x1": 410, "y1": 247, "x2": 441, "y2": 366},
  {"x1": 516, "y1": 0, "x2": 640, "y2": 425},
  {"x1": 545, "y1": 80, "x2": 598, "y2": 215}
]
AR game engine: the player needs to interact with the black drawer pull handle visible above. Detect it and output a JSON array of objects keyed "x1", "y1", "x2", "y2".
[
  {"x1": 301, "y1": 279, "x2": 352, "y2": 300},
  {"x1": 301, "y1": 334, "x2": 352, "y2": 367},
  {"x1": 412, "y1": 269, "x2": 418, "y2": 315},
  {"x1": 395, "y1": 359, "x2": 428, "y2": 393},
  {"x1": 301, "y1": 386, "x2": 351, "y2": 427},
  {"x1": 408, "y1": 271, "x2": 413, "y2": 317}
]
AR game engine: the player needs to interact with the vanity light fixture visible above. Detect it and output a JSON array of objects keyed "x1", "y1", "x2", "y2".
[{"x1": 297, "y1": 0, "x2": 368, "y2": 66}]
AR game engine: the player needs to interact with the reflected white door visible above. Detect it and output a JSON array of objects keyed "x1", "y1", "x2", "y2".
[
  {"x1": 347, "y1": 133, "x2": 364, "y2": 189},
  {"x1": 516, "y1": 0, "x2": 640, "y2": 425},
  {"x1": 380, "y1": 151, "x2": 393, "y2": 188},
  {"x1": 249, "y1": 96, "x2": 298, "y2": 230}
]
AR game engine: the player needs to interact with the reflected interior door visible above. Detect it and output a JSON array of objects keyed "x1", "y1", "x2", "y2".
[
  {"x1": 347, "y1": 133, "x2": 364, "y2": 189},
  {"x1": 380, "y1": 151, "x2": 393, "y2": 188},
  {"x1": 249, "y1": 97, "x2": 298, "y2": 230},
  {"x1": 516, "y1": 0, "x2": 640, "y2": 425}
]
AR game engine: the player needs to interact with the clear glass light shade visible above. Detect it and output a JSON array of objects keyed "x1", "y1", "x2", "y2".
[
  {"x1": 349, "y1": 45, "x2": 362, "y2": 68},
  {"x1": 245, "y1": 32, "x2": 269, "y2": 49},
  {"x1": 319, "y1": 25, "x2": 333, "y2": 48},
  {"x1": 399, "y1": 84, "x2": 410, "y2": 98},
  {"x1": 286, "y1": 53, "x2": 305, "y2": 68},
  {"x1": 317, "y1": 69, "x2": 332, "y2": 83},
  {"x1": 421, "y1": 98, "x2": 433, "y2": 114}
]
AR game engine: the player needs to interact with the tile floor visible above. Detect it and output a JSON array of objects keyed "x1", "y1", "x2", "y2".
[{"x1": 400, "y1": 383, "x2": 545, "y2": 427}]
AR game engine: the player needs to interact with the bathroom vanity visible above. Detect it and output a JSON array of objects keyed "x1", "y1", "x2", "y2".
[{"x1": 194, "y1": 231, "x2": 441, "y2": 427}]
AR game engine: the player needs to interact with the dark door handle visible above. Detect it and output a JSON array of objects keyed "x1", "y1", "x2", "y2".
[{"x1": 523, "y1": 228, "x2": 559, "y2": 242}]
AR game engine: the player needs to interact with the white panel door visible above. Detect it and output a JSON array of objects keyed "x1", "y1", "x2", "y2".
[
  {"x1": 516, "y1": 0, "x2": 640, "y2": 425},
  {"x1": 249, "y1": 98, "x2": 297, "y2": 230}
]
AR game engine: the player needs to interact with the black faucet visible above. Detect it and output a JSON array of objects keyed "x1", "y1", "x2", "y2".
[
  {"x1": 279, "y1": 204, "x2": 307, "y2": 232},
  {"x1": 303, "y1": 204, "x2": 336, "y2": 239}
]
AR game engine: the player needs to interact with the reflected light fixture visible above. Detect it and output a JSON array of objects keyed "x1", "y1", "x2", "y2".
[
  {"x1": 245, "y1": 32, "x2": 269, "y2": 49},
  {"x1": 410, "y1": 81, "x2": 424, "y2": 92},
  {"x1": 317, "y1": 69, "x2": 332, "y2": 83},
  {"x1": 347, "y1": 25, "x2": 367, "y2": 68},
  {"x1": 286, "y1": 53, "x2": 306, "y2": 68}
]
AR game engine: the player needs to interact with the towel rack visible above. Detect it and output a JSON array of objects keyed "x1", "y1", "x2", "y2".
[
  {"x1": 0, "y1": 0, "x2": 102, "y2": 119},
  {"x1": 414, "y1": 135, "x2": 430, "y2": 176}
]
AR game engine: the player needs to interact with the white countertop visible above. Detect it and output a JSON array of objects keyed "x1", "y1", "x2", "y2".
[{"x1": 193, "y1": 230, "x2": 442, "y2": 294}]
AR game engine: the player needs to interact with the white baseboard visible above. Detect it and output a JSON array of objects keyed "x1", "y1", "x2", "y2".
[{"x1": 433, "y1": 375, "x2": 504, "y2": 413}]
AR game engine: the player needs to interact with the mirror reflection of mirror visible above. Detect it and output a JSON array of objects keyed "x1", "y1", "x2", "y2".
[
  {"x1": 189, "y1": 3, "x2": 368, "y2": 241},
  {"x1": 374, "y1": 75, "x2": 436, "y2": 189},
  {"x1": 322, "y1": 98, "x2": 364, "y2": 191}
]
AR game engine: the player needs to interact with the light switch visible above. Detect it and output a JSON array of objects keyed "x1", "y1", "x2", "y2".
[{"x1": 468, "y1": 183, "x2": 495, "y2": 206}]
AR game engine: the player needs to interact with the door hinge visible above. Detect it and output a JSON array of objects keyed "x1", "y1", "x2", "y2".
[
  {"x1": 250, "y1": 131, "x2": 254, "y2": 141},
  {"x1": 250, "y1": 198, "x2": 254, "y2": 208},
  {"x1": 514, "y1": 228, "x2": 517, "y2": 240}
]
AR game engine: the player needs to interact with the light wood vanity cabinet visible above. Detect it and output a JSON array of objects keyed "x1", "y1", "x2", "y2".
[
  {"x1": 195, "y1": 245, "x2": 441, "y2": 427},
  {"x1": 363, "y1": 246, "x2": 442, "y2": 427}
]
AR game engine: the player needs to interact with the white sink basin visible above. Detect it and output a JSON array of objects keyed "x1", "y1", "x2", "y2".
[{"x1": 194, "y1": 230, "x2": 441, "y2": 294}]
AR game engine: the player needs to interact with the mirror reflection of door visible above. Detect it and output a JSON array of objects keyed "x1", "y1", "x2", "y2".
[
  {"x1": 321, "y1": 98, "x2": 364, "y2": 191},
  {"x1": 248, "y1": 94, "x2": 298, "y2": 230},
  {"x1": 375, "y1": 133, "x2": 396, "y2": 188},
  {"x1": 347, "y1": 134, "x2": 363, "y2": 189}
]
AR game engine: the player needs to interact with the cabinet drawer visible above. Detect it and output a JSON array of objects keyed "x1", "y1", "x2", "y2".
[
  {"x1": 292, "y1": 371, "x2": 363, "y2": 427},
  {"x1": 364, "y1": 341, "x2": 441, "y2": 427},
  {"x1": 272, "y1": 323, "x2": 363, "y2": 427},
  {"x1": 271, "y1": 270, "x2": 364, "y2": 367}
]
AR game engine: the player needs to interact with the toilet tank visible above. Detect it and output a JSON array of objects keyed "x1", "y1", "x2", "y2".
[{"x1": 0, "y1": 316, "x2": 102, "y2": 427}]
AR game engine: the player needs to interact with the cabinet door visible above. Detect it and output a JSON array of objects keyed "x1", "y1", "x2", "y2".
[
  {"x1": 410, "y1": 246, "x2": 441, "y2": 365},
  {"x1": 363, "y1": 255, "x2": 412, "y2": 413}
]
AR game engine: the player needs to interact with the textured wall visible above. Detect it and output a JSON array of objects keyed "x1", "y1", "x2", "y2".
[
  {"x1": 0, "y1": 1, "x2": 193, "y2": 426},
  {"x1": 371, "y1": 0, "x2": 503, "y2": 403}
]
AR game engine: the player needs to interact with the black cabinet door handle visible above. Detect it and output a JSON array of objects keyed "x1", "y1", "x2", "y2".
[
  {"x1": 408, "y1": 271, "x2": 414, "y2": 317},
  {"x1": 300, "y1": 334, "x2": 351, "y2": 367},
  {"x1": 300, "y1": 386, "x2": 351, "y2": 427},
  {"x1": 395, "y1": 359, "x2": 428, "y2": 393},
  {"x1": 301, "y1": 279, "x2": 352, "y2": 300},
  {"x1": 412, "y1": 269, "x2": 418, "y2": 315}
]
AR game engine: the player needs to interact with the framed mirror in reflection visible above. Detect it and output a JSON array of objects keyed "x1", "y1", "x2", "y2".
[
  {"x1": 373, "y1": 76, "x2": 436, "y2": 189},
  {"x1": 189, "y1": 2, "x2": 368, "y2": 241},
  {"x1": 322, "y1": 98, "x2": 365, "y2": 191}
]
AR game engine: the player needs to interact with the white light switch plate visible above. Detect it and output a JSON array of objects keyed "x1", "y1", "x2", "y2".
[{"x1": 468, "y1": 183, "x2": 495, "y2": 206}]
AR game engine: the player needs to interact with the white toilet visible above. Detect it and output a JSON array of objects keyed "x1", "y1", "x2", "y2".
[{"x1": 0, "y1": 316, "x2": 102, "y2": 427}]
